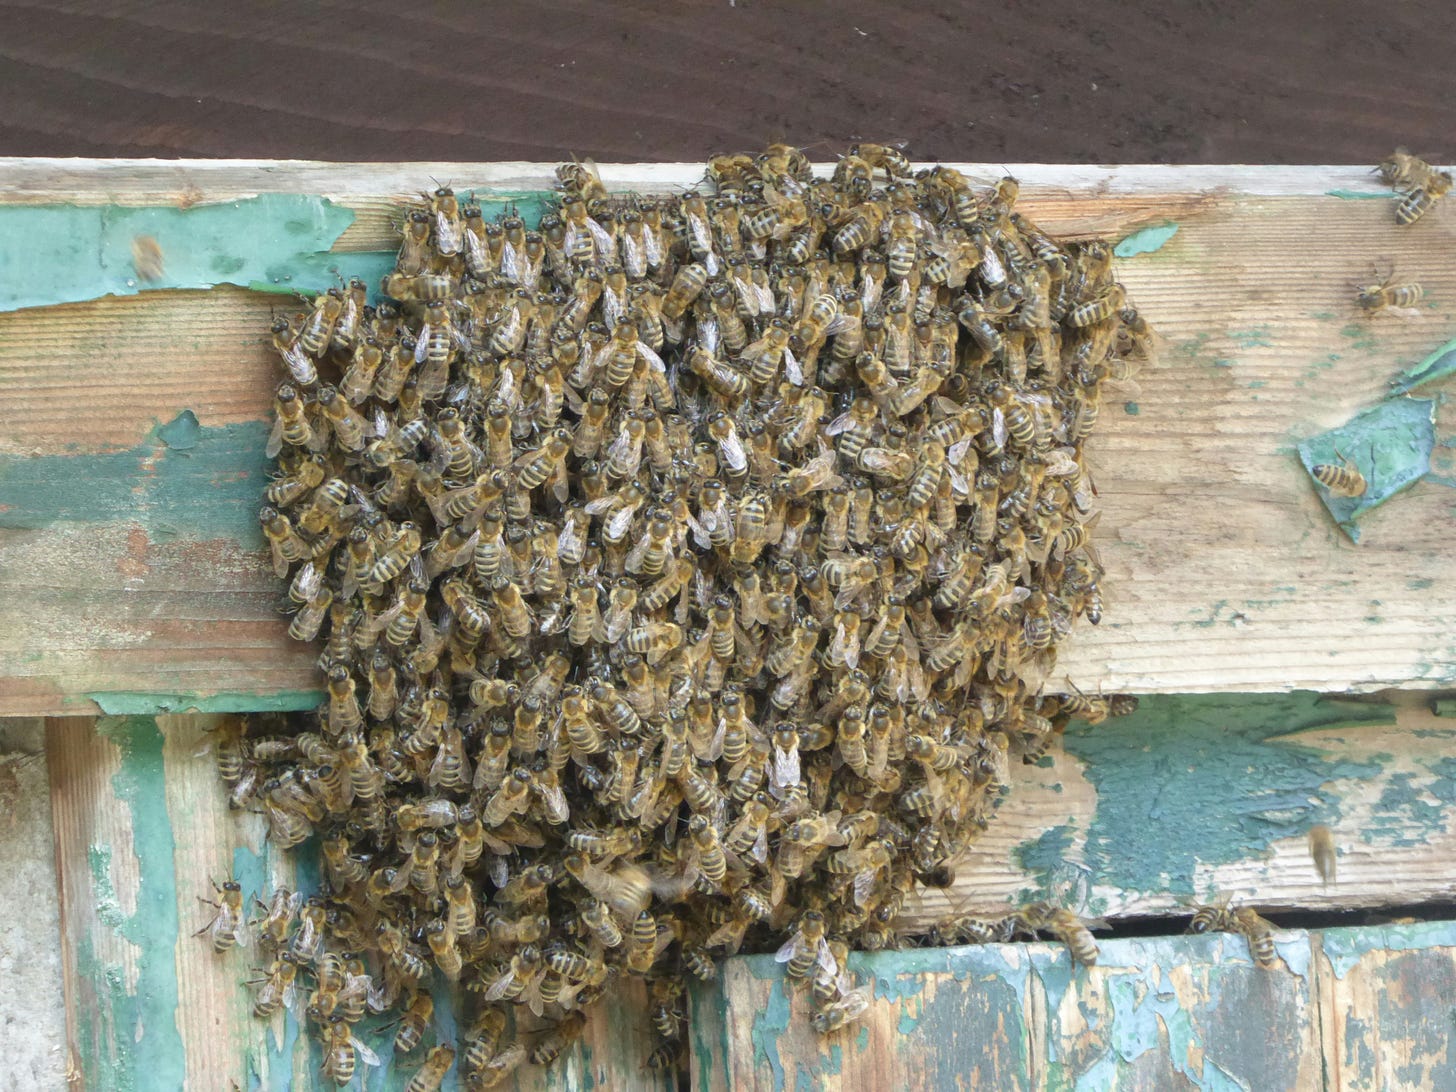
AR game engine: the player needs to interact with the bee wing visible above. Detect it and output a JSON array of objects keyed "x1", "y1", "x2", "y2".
[
  {"x1": 583, "y1": 495, "x2": 619, "y2": 516},
  {"x1": 782, "y1": 346, "x2": 804, "y2": 387},
  {"x1": 413, "y1": 328, "x2": 431, "y2": 364},
  {"x1": 718, "y1": 433, "x2": 748, "y2": 474},
  {"x1": 853, "y1": 868, "x2": 878, "y2": 907},
  {"x1": 482, "y1": 968, "x2": 518, "y2": 1002},
  {"x1": 750, "y1": 827, "x2": 770, "y2": 865},
  {"x1": 635, "y1": 340, "x2": 667, "y2": 376},
  {"x1": 774, "y1": 932, "x2": 806, "y2": 964},
  {"x1": 587, "y1": 217, "x2": 618, "y2": 260},
  {"x1": 538, "y1": 782, "x2": 570, "y2": 824},
  {"x1": 265, "y1": 416, "x2": 285, "y2": 460},
  {"x1": 772, "y1": 742, "x2": 801, "y2": 788},
  {"x1": 992, "y1": 407, "x2": 1008, "y2": 450},
  {"x1": 815, "y1": 937, "x2": 838, "y2": 979}
]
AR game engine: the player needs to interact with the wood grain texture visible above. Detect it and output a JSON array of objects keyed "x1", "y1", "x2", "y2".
[
  {"x1": 0, "y1": 1, "x2": 1452, "y2": 165},
  {"x1": 902, "y1": 693, "x2": 1456, "y2": 931},
  {"x1": 693, "y1": 938, "x2": 1323, "y2": 1092},
  {"x1": 1314, "y1": 921, "x2": 1456, "y2": 1091},
  {"x1": 2, "y1": 164, "x2": 1455, "y2": 713},
  {"x1": 46, "y1": 713, "x2": 668, "y2": 1092}
]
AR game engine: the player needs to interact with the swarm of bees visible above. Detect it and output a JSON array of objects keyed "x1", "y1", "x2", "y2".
[
  {"x1": 1376, "y1": 148, "x2": 1452, "y2": 226},
  {"x1": 224, "y1": 142, "x2": 1147, "y2": 1084}
]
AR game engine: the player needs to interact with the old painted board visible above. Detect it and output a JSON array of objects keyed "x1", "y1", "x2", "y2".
[
  {"x1": 4, "y1": 164, "x2": 1456, "y2": 713},
  {"x1": 1314, "y1": 920, "x2": 1456, "y2": 1091},
  {"x1": 46, "y1": 714, "x2": 666, "y2": 1092},
  {"x1": 691, "y1": 933, "x2": 1321, "y2": 1092},
  {"x1": 903, "y1": 692, "x2": 1456, "y2": 931}
]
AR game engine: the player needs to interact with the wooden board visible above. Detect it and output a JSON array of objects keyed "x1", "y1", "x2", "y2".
[
  {"x1": 3, "y1": 162, "x2": 1456, "y2": 714},
  {"x1": 46, "y1": 713, "x2": 668, "y2": 1092},
  {"x1": 693, "y1": 934, "x2": 1325, "y2": 1091},
  {"x1": 698, "y1": 921, "x2": 1456, "y2": 1092},
  {"x1": 903, "y1": 691, "x2": 1456, "y2": 931}
]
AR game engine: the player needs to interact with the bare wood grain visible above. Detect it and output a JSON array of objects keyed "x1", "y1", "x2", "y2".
[{"x1": 3, "y1": 166, "x2": 1456, "y2": 713}]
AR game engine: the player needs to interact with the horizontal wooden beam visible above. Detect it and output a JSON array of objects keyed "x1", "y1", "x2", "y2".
[
  {"x1": 2, "y1": 163, "x2": 1455, "y2": 712},
  {"x1": 901, "y1": 691, "x2": 1456, "y2": 931}
]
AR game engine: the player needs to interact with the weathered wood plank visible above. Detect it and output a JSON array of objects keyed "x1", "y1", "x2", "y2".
[
  {"x1": 3, "y1": 164, "x2": 1456, "y2": 713},
  {"x1": 903, "y1": 692, "x2": 1456, "y2": 931},
  {"x1": 693, "y1": 935, "x2": 1323, "y2": 1091},
  {"x1": 47, "y1": 713, "x2": 666, "y2": 1091},
  {"x1": 1313, "y1": 921, "x2": 1456, "y2": 1091},
  {"x1": 0, "y1": 719, "x2": 67, "y2": 1089}
]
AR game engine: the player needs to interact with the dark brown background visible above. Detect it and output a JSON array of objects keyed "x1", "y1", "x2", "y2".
[{"x1": 1, "y1": 0, "x2": 1450, "y2": 163}]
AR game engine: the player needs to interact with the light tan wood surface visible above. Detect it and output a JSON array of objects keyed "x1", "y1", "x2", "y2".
[{"x1": 2, "y1": 162, "x2": 1454, "y2": 710}]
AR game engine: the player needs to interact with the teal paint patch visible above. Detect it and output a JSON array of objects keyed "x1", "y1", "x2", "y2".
[
  {"x1": 749, "y1": 975, "x2": 793, "y2": 1091},
  {"x1": 1296, "y1": 397, "x2": 1436, "y2": 542},
  {"x1": 823, "y1": 1043, "x2": 843, "y2": 1076},
  {"x1": 87, "y1": 689, "x2": 324, "y2": 715},
  {"x1": 1203, "y1": 1060, "x2": 1254, "y2": 1092},
  {"x1": 1063, "y1": 694, "x2": 1391, "y2": 897},
  {"x1": 1073, "y1": 1049, "x2": 1119, "y2": 1092},
  {"x1": 1320, "y1": 920, "x2": 1456, "y2": 979},
  {"x1": 1390, "y1": 334, "x2": 1456, "y2": 393},
  {"x1": 88, "y1": 844, "x2": 126, "y2": 929},
  {"x1": 1123, "y1": 402, "x2": 1140, "y2": 415},
  {"x1": 156, "y1": 409, "x2": 201, "y2": 450},
  {"x1": 1113, "y1": 223, "x2": 1179, "y2": 258},
  {"x1": 1433, "y1": 699, "x2": 1456, "y2": 718},
  {"x1": 0, "y1": 195, "x2": 363, "y2": 312},
  {"x1": 0, "y1": 413, "x2": 271, "y2": 543},
  {"x1": 1324, "y1": 189, "x2": 1392, "y2": 199},
  {"x1": 1229, "y1": 327, "x2": 1274, "y2": 348},
  {"x1": 84, "y1": 716, "x2": 186, "y2": 1092},
  {"x1": 855, "y1": 1026, "x2": 869, "y2": 1051},
  {"x1": 247, "y1": 251, "x2": 395, "y2": 301}
]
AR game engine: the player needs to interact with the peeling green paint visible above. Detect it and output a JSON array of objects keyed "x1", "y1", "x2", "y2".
[
  {"x1": 1228, "y1": 326, "x2": 1274, "y2": 348},
  {"x1": 1296, "y1": 397, "x2": 1435, "y2": 542},
  {"x1": 1113, "y1": 222, "x2": 1179, "y2": 258},
  {"x1": 1321, "y1": 920, "x2": 1456, "y2": 978},
  {"x1": 1324, "y1": 189, "x2": 1391, "y2": 200},
  {"x1": 88, "y1": 844, "x2": 126, "y2": 929},
  {"x1": 0, "y1": 195, "x2": 372, "y2": 312},
  {"x1": 1123, "y1": 401, "x2": 1140, "y2": 415},
  {"x1": 87, "y1": 689, "x2": 324, "y2": 715},
  {"x1": 750, "y1": 975, "x2": 793, "y2": 1091},
  {"x1": 0, "y1": 412, "x2": 270, "y2": 542},
  {"x1": 77, "y1": 716, "x2": 185, "y2": 1092},
  {"x1": 1390, "y1": 334, "x2": 1456, "y2": 393},
  {"x1": 1063, "y1": 694, "x2": 1391, "y2": 897}
]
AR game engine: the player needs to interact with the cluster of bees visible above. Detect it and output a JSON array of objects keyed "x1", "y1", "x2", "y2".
[
  {"x1": 226, "y1": 142, "x2": 1146, "y2": 1084},
  {"x1": 1377, "y1": 148, "x2": 1452, "y2": 226}
]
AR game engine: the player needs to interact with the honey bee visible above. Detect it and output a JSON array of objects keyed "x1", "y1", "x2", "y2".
[
  {"x1": 811, "y1": 987, "x2": 871, "y2": 1033},
  {"x1": 529, "y1": 1012, "x2": 587, "y2": 1068},
  {"x1": 1395, "y1": 170, "x2": 1453, "y2": 225},
  {"x1": 195, "y1": 878, "x2": 248, "y2": 952},
  {"x1": 1232, "y1": 907, "x2": 1280, "y2": 968},
  {"x1": 249, "y1": 952, "x2": 301, "y2": 1018},
  {"x1": 1066, "y1": 283, "x2": 1128, "y2": 328},
  {"x1": 1308, "y1": 824, "x2": 1336, "y2": 886},
  {"x1": 1310, "y1": 454, "x2": 1367, "y2": 498},
  {"x1": 390, "y1": 991, "x2": 434, "y2": 1054},
  {"x1": 1355, "y1": 274, "x2": 1423, "y2": 312},
  {"x1": 851, "y1": 142, "x2": 913, "y2": 178},
  {"x1": 321, "y1": 1014, "x2": 381, "y2": 1085}
]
